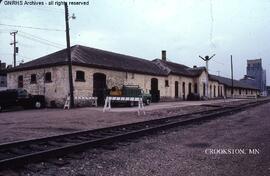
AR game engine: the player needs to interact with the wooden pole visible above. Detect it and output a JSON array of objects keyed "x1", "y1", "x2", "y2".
[{"x1": 65, "y1": 2, "x2": 74, "y2": 108}]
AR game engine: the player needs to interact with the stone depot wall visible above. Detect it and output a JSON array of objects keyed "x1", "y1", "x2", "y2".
[
  {"x1": 7, "y1": 66, "x2": 69, "y2": 107},
  {"x1": 7, "y1": 65, "x2": 259, "y2": 107}
]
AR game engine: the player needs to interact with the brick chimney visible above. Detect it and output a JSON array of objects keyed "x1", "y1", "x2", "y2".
[{"x1": 161, "y1": 50, "x2": 166, "y2": 61}]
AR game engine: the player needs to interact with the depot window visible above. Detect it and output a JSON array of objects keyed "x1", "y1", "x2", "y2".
[
  {"x1": 45, "y1": 72, "x2": 52, "y2": 82},
  {"x1": 18, "y1": 75, "x2": 23, "y2": 88},
  {"x1": 30, "y1": 74, "x2": 37, "y2": 84},
  {"x1": 76, "y1": 71, "x2": 85, "y2": 82},
  {"x1": 165, "y1": 80, "x2": 169, "y2": 87}
]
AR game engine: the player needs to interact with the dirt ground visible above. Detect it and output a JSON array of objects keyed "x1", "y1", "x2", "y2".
[{"x1": 0, "y1": 99, "x2": 254, "y2": 143}]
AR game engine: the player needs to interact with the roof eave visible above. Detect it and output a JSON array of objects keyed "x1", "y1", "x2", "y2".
[{"x1": 6, "y1": 62, "x2": 68, "y2": 73}]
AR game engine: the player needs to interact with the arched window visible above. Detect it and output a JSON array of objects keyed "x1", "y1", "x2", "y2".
[
  {"x1": 210, "y1": 85, "x2": 212, "y2": 97},
  {"x1": 76, "y1": 70, "x2": 85, "y2": 81},
  {"x1": 188, "y1": 83, "x2": 192, "y2": 94},
  {"x1": 203, "y1": 83, "x2": 206, "y2": 96},
  {"x1": 214, "y1": 85, "x2": 216, "y2": 97},
  {"x1": 45, "y1": 72, "x2": 52, "y2": 82},
  {"x1": 220, "y1": 87, "x2": 223, "y2": 96},
  {"x1": 194, "y1": 83, "x2": 198, "y2": 94},
  {"x1": 18, "y1": 75, "x2": 23, "y2": 88},
  {"x1": 182, "y1": 82, "x2": 186, "y2": 100}
]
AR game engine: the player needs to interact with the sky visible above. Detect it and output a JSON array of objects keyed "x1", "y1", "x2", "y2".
[{"x1": 0, "y1": 0, "x2": 270, "y2": 84}]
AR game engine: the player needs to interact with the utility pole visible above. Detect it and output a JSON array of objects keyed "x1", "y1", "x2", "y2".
[
  {"x1": 199, "y1": 54, "x2": 216, "y2": 98},
  {"x1": 10, "y1": 31, "x2": 18, "y2": 67},
  {"x1": 231, "y1": 55, "x2": 234, "y2": 97},
  {"x1": 64, "y1": 2, "x2": 74, "y2": 108}
]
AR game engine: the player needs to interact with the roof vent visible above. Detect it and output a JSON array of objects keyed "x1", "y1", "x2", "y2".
[{"x1": 161, "y1": 50, "x2": 166, "y2": 61}]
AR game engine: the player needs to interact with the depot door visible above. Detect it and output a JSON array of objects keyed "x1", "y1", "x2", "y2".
[
  {"x1": 175, "y1": 81, "x2": 179, "y2": 98},
  {"x1": 150, "y1": 78, "x2": 160, "y2": 102},
  {"x1": 93, "y1": 73, "x2": 107, "y2": 106}
]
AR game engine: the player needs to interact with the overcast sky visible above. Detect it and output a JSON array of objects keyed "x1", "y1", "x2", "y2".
[{"x1": 0, "y1": 0, "x2": 269, "y2": 84}]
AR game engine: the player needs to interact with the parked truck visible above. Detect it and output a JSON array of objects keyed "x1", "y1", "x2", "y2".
[
  {"x1": 0, "y1": 89, "x2": 45, "y2": 112},
  {"x1": 109, "y1": 85, "x2": 152, "y2": 106}
]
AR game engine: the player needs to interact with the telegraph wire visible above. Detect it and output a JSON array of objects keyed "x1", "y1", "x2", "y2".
[
  {"x1": 19, "y1": 31, "x2": 65, "y2": 47},
  {"x1": 212, "y1": 60, "x2": 225, "y2": 65},
  {"x1": 18, "y1": 34, "x2": 63, "y2": 49},
  {"x1": 23, "y1": 6, "x2": 64, "y2": 13},
  {"x1": 0, "y1": 23, "x2": 64, "y2": 32},
  {"x1": 18, "y1": 54, "x2": 32, "y2": 60},
  {"x1": 0, "y1": 29, "x2": 65, "y2": 47}
]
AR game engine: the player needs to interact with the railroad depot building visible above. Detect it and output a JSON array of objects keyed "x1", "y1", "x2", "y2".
[{"x1": 6, "y1": 45, "x2": 259, "y2": 107}]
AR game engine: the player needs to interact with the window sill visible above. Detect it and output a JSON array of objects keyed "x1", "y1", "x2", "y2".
[{"x1": 75, "y1": 79, "x2": 85, "y2": 82}]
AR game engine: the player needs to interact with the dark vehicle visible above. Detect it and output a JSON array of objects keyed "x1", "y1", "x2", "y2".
[
  {"x1": 187, "y1": 93, "x2": 201, "y2": 101},
  {"x1": 0, "y1": 89, "x2": 45, "y2": 112}
]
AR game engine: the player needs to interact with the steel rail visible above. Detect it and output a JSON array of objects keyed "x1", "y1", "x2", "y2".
[{"x1": 0, "y1": 99, "x2": 269, "y2": 170}]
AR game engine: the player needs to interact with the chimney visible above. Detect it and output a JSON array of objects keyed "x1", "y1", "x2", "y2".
[
  {"x1": 7, "y1": 65, "x2": 13, "y2": 69},
  {"x1": 161, "y1": 50, "x2": 166, "y2": 61}
]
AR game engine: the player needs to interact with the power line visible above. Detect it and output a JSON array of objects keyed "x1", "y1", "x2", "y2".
[
  {"x1": 24, "y1": 6, "x2": 64, "y2": 13},
  {"x1": 18, "y1": 54, "x2": 32, "y2": 60},
  {"x1": 0, "y1": 53, "x2": 13, "y2": 55},
  {"x1": 19, "y1": 31, "x2": 65, "y2": 47},
  {"x1": 213, "y1": 60, "x2": 225, "y2": 65},
  {"x1": 18, "y1": 34, "x2": 63, "y2": 49},
  {"x1": 0, "y1": 23, "x2": 64, "y2": 32}
]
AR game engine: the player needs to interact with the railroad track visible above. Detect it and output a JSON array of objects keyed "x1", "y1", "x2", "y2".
[{"x1": 0, "y1": 99, "x2": 269, "y2": 170}]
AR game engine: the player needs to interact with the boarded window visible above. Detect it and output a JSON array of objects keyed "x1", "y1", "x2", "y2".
[
  {"x1": 30, "y1": 74, "x2": 37, "y2": 84},
  {"x1": 76, "y1": 71, "x2": 85, "y2": 81},
  {"x1": 45, "y1": 72, "x2": 52, "y2": 82},
  {"x1": 18, "y1": 75, "x2": 23, "y2": 88}
]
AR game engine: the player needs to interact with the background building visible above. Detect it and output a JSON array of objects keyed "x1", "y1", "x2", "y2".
[
  {"x1": 241, "y1": 59, "x2": 267, "y2": 96},
  {"x1": 0, "y1": 60, "x2": 7, "y2": 90}
]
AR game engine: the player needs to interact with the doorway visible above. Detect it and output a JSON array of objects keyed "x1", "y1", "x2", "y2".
[
  {"x1": 182, "y1": 82, "x2": 185, "y2": 100},
  {"x1": 175, "y1": 81, "x2": 179, "y2": 98},
  {"x1": 93, "y1": 73, "x2": 107, "y2": 106},
  {"x1": 150, "y1": 78, "x2": 160, "y2": 102}
]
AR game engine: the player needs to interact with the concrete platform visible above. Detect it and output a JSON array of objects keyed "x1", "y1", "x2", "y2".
[
  {"x1": 0, "y1": 98, "x2": 255, "y2": 144},
  {"x1": 97, "y1": 98, "x2": 247, "y2": 112}
]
